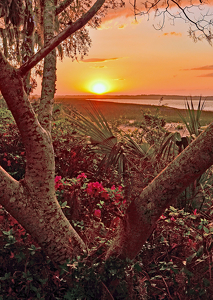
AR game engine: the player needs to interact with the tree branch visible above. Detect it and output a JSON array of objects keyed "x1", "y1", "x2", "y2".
[
  {"x1": 106, "y1": 121, "x2": 213, "y2": 259},
  {"x1": 55, "y1": 0, "x2": 75, "y2": 16},
  {"x1": 38, "y1": 0, "x2": 56, "y2": 132},
  {"x1": 18, "y1": 0, "x2": 105, "y2": 76},
  {"x1": 0, "y1": 166, "x2": 19, "y2": 208},
  {"x1": 0, "y1": 50, "x2": 55, "y2": 186}
]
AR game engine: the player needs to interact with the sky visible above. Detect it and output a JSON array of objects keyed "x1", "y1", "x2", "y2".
[{"x1": 34, "y1": 1, "x2": 213, "y2": 96}]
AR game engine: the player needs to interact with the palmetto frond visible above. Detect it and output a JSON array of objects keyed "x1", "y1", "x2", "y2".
[
  {"x1": 65, "y1": 102, "x2": 126, "y2": 174},
  {"x1": 179, "y1": 97, "x2": 205, "y2": 138}
]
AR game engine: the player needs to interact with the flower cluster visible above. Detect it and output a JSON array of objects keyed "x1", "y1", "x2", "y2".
[
  {"x1": 77, "y1": 173, "x2": 87, "y2": 180},
  {"x1": 54, "y1": 173, "x2": 128, "y2": 229},
  {"x1": 54, "y1": 176, "x2": 62, "y2": 190},
  {"x1": 86, "y1": 182, "x2": 109, "y2": 199}
]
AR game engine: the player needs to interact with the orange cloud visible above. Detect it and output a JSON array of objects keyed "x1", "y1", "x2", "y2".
[
  {"x1": 90, "y1": 65, "x2": 107, "y2": 69},
  {"x1": 163, "y1": 32, "x2": 182, "y2": 37},
  {"x1": 191, "y1": 65, "x2": 213, "y2": 70},
  {"x1": 114, "y1": 78, "x2": 125, "y2": 81},
  {"x1": 198, "y1": 73, "x2": 213, "y2": 77},
  {"x1": 81, "y1": 57, "x2": 121, "y2": 63},
  {"x1": 183, "y1": 65, "x2": 213, "y2": 71},
  {"x1": 118, "y1": 24, "x2": 127, "y2": 29}
]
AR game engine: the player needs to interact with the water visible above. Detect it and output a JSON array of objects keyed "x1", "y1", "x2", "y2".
[{"x1": 88, "y1": 98, "x2": 213, "y2": 112}]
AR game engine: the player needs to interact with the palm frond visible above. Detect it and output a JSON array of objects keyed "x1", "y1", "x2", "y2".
[
  {"x1": 158, "y1": 132, "x2": 181, "y2": 160},
  {"x1": 179, "y1": 97, "x2": 205, "y2": 138},
  {"x1": 64, "y1": 102, "x2": 126, "y2": 174}
]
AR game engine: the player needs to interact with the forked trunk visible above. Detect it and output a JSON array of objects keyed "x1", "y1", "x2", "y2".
[{"x1": 106, "y1": 122, "x2": 213, "y2": 259}]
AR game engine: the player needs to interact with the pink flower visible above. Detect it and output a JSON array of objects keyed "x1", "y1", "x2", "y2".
[
  {"x1": 86, "y1": 182, "x2": 104, "y2": 196},
  {"x1": 171, "y1": 216, "x2": 175, "y2": 221},
  {"x1": 54, "y1": 176, "x2": 62, "y2": 183},
  {"x1": 54, "y1": 176, "x2": 62, "y2": 190},
  {"x1": 7, "y1": 160, "x2": 11, "y2": 167},
  {"x1": 187, "y1": 238, "x2": 197, "y2": 249},
  {"x1": 193, "y1": 209, "x2": 197, "y2": 215},
  {"x1": 111, "y1": 185, "x2": 116, "y2": 190},
  {"x1": 77, "y1": 173, "x2": 87, "y2": 180},
  {"x1": 115, "y1": 193, "x2": 122, "y2": 200},
  {"x1": 94, "y1": 209, "x2": 101, "y2": 218},
  {"x1": 101, "y1": 190, "x2": 109, "y2": 200},
  {"x1": 113, "y1": 217, "x2": 120, "y2": 228}
]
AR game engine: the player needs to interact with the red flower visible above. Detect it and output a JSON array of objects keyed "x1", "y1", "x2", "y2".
[
  {"x1": 86, "y1": 182, "x2": 104, "y2": 196},
  {"x1": 7, "y1": 160, "x2": 11, "y2": 167},
  {"x1": 54, "y1": 176, "x2": 62, "y2": 190},
  {"x1": 193, "y1": 209, "x2": 197, "y2": 215},
  {"x1": 94, "y1": 209, "x2": 101, "y2": 218},
  {"x1": 101, "y1": 190, "x2": 109, "y2": 200},
  {"x1": 54, "y1": 176, "x2": 62, "y2": 183},
  {"x1": 77, "y1": 173, "x2": 87, "y2": 180}
]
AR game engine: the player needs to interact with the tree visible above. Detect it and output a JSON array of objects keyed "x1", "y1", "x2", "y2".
[{"x1": 0, "y1": 0, "x2": 213, "y2": 269}]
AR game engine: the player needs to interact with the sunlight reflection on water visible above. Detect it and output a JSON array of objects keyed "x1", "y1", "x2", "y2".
[{"x1": 88, "y1": 98, "x2": 213, "y2": 111}]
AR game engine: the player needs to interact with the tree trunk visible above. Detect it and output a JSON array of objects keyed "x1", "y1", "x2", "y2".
[
  {"x1": 38, "y1": 0, "x2": 56, "y2": 132},
  {"x1": 0, "y1": 51, "x2": 86, "y2": 265},
  {"x1": 106, "y1": 123, "x2": 213, "y2": 259}
]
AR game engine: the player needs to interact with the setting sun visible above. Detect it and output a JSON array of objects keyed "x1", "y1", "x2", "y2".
[{"x1": 92, "y1": 82, "x2": 107, "y2": 94}]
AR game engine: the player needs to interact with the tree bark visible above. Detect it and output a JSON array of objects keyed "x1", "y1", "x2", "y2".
[
  {"x1": 18, "y1": 0, "x2": 106, "y2": 76},
  {"x1": 106, "y1": 123, "x2": 213, "y2": 259},
  {"x1": 38, "y1": 0, "x2": 56, "y2": 132},
  {"x1": 0, "y1": 51, "x2": 86, "y2": 264}
]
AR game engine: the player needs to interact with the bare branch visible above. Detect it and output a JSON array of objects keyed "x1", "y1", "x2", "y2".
[
  {"x1": 55, "y1": 0, "x2": 75, "y2": 16},
  {"x1": 18, "y1": 0, "x2": 105, "y2": 76},
  {"x1": 133, "y1": 0, "x2": 213, "y2": 43}
]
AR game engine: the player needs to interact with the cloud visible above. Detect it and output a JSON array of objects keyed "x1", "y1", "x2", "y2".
[
  {"x1": 163, "y1": 32, "x2": 182, "y2": 37},
  {"x1": 90, "y1": 65, "x2": 107, "y2": 69},
  {"x1": 114, "y1": 78, "x2": 125, "y2": 81},
  {"x1": 81, "y1": 57, "x2": 120, "y2": 63},
  {"x1": 198, "y1": 73, "x2": 213, "y2": 77},
  {"x1": 191, "y1": 65, "x2": 213, "y2": 71},
  {"x1": 118, "y1": 24, "x2": 127, "y2": 29}
]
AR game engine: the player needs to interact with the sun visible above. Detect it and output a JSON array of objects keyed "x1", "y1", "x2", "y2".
[{"x1": 92, "y1": 82, "x2": 107, "y2": 94}]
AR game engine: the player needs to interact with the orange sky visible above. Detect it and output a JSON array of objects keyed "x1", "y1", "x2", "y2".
[{"x1": 34, "y1": 2, "x2": 213, "y2": 96}]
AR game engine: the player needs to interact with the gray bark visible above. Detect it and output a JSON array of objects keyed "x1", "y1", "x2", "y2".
[{"x1": 106, "y1": 122, "x2": 213, "y2": 259}]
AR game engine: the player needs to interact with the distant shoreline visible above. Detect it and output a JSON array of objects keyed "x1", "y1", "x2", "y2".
[
  {"x1": 31, "y1": 94, "x2": 213, "y2": 101},
  {"x1": 49, "y1": 96, "x2": 213, "y2": 126}
]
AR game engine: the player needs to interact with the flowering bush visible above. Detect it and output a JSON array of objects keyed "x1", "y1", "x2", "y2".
[{"x1": 54, "y1": 173, "x2": 128, "y2": 234}]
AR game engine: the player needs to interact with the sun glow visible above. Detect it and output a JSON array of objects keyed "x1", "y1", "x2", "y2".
[{"x1": 91, "y1": 82, "x2": 107, "y2": 94}]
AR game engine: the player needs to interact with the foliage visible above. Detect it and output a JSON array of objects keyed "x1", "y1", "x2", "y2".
[
  {"x1": 1, "y1": 179, "x2": 213, "y2": 299},
  {"x1": 0, "y1": 106, "x2": 26, "y2": 180},
  {"x1": 1, "y1": 101, "x2": 213, "y2": 298},
  {"x1": 180, "y1": 97, "x2": 205, "y2": 138}
]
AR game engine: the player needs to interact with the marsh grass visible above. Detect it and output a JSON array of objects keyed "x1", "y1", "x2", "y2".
[{"x1": 55, "y1": 97, "x2": 213, "y2": 126}]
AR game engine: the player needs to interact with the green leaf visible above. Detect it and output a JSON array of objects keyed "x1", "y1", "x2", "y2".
[
  {"x1": 203, "y1": 226, "x2": 209, "y2": 233},
  {"x1": 182, "y1": 268, "x2": 193, "y2": 277},
  {"x1": 134, "y1": 263, "x2": 142, "y2": 272},
  {"x1": 196, "y1": 246, "x2": 204, "y2": 257},
  {"x1": 203, "y1": 277, "x2": 210, "y2": 287}
]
